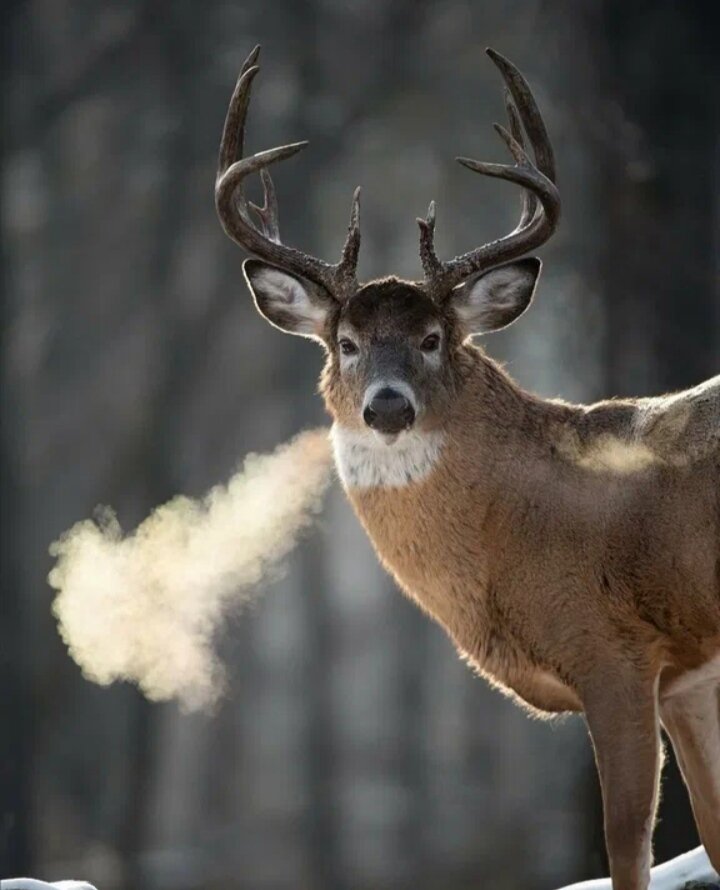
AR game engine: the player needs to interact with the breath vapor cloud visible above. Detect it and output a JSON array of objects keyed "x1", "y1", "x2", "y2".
[{"x1": 49, "y1": 429, "x2": 333, "y2": 711}]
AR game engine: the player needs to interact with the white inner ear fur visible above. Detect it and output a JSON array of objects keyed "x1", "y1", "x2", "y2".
[
  {"x1": 454, "y1": 260, "x2": 539, "y2": 333},
  {"x1": 470, "y1": 265, "x2": 525, "y2": 305},
  {"x1": 245, "y1": 265, "x2": 328, "y2": 338}
]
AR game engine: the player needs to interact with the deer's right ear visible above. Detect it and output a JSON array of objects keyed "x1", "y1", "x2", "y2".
[{"x1": 243, "y1": 259, "x2": 333, "y2": 342}]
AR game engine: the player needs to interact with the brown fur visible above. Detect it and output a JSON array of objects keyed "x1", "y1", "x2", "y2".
[
  {"x1": 224, "y1": 43, "x2": 719, "y2": 886},
  {"x1": 331, "y1": 351, "x2": 720, "y2": 691},
  {"x1": 317, "y1": 279, "x2": 720, "y2": 890}
]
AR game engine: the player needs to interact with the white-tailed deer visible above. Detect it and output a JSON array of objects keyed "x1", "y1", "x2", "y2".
[{"x1": 215, "y1": 46, "x2": 720, "y2": 890}]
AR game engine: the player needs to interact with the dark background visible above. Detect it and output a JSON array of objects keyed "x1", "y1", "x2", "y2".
[{"x1": 1, "y1": 1, "x2": 718, "y2": 888}]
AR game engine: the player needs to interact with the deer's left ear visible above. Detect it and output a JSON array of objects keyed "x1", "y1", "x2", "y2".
[{"x1": 451, "y1": 257, "x2": 541, "y2": 334}]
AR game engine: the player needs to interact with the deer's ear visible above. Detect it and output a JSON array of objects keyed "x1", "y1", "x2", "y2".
[
  {"x1": 451, "y1": 258, "x2": 541, "y2": 334},
  {"x1": 243, "y1": 259, "x2": 334, "y2": 341}
]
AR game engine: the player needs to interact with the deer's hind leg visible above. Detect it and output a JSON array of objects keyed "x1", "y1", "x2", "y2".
[{"x1": 660, "y1": 677, "x2": 720, "y2": 871}]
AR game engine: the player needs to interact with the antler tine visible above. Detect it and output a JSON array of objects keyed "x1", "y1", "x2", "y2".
[
  {"x1": 249, "y1": 169, "x2": 280, "y2": 242},
  {"x1": 492, "y1": 122, "x2": 529, "y2": 164},
  {"x1": 488, "y1": 48, "x2": 556, "y2": 182},
  {"x1": 504, "y1": 90, "x2": 523, "y2": 146},
  {"x1": 217, "y1": 45, "x2": 260, "y2": 179},
  {"x1": 417, "y1": 200, "x2": 443, "y2": 281},
  {"x1": 420, "y1": 48, "x2": 561, "y2": 299},
  {"x1": 457, "y1": 149, "x2": 558, "y2": 208},
  {"x1": 215, "y1": 48, "x2": 362, "y2": 301},
  {"x1": 503, "y1": 88, "x2": 536, "y2": 228},
  {"x1": 337, "y1": 187, "x2": 362, "y2": 285}
]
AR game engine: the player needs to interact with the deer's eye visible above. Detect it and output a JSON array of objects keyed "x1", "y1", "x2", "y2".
[
  {"x1": 339, "y1": 338, "x2": 358, "y2": 356},
  {"x1": 420, "y1": 333, "x2": 440, "y2": 352}
]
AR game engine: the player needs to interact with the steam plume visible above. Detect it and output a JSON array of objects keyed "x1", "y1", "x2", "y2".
[{"x1": 49, "y1": 429, "x2": 333, "y2": 711}]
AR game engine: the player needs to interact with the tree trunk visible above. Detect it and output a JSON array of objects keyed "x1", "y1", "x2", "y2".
[{"x1": 0, "y1": 0, "x2": 33, "y2": 876}]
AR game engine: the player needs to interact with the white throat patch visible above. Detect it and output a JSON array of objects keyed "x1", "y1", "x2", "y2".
[{"x1": 331, "y1": 424, "x2": 446, "y2": 489}]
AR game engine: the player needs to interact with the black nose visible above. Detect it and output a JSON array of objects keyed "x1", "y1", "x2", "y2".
[{"x1": 363, "y1": 387, "x2": 416, "y2": 433}]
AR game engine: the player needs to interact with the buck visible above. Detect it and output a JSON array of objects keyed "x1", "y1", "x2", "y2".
[{"x1": 214, "y1": 46, "x2": 720, "y2": 890}]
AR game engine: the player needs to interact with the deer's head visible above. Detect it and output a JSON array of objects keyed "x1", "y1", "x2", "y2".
[{"x1": 216, "y1": 47, "x2": 560, "y2": 442}]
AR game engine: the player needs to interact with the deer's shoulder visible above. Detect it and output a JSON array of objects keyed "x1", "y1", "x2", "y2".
[{"x1": 551, "y1": 374, "x2": 720, "y2": 472}]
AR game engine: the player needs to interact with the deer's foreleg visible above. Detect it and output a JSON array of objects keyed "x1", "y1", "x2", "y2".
[
  {"x1": 661, "y1": 681, "x2": 720, "y2": 871},
  {"x1": 583, "y1": 673, "x2": 663, "y2": 890}
]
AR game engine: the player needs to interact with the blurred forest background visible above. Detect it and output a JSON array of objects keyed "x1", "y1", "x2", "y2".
[{"x1": 1, "y1": 1, "x2": 718, "y2": 888}]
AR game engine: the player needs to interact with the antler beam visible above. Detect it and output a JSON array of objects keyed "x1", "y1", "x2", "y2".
[
  {"x1": 215, "y1": 46, "x2": 361, "y2": 301},
  {"x1": 418, "y1": 48, "x2": 561, "y2": 299}
]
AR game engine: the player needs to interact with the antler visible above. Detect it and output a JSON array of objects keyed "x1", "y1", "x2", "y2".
[
  {"x1": 215, "y1": 46, "x2": 361, "y2": 301},
  {"x1": 418, "y1": 48, "x2": 561, "y2": 299}
]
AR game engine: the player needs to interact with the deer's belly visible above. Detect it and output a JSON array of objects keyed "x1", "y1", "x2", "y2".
[{"x1": 465, "y1": 649, "x2": 584, "y2": 715}]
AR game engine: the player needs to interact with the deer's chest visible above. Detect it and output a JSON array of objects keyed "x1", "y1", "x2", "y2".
[
  {"x1": 332, "y1": 424, "x2": 483, "y2": 609},
  {"x1": 331, "y1": 424, "x2": 583, "y2": 714}
]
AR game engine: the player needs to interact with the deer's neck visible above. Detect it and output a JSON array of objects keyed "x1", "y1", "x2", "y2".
[
  {"x1": 330, "y1": 349, "x2": 572, "y2": 645},
  {"x1": 332, "y1": 348, "x2": 571, "y2": 494}
]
